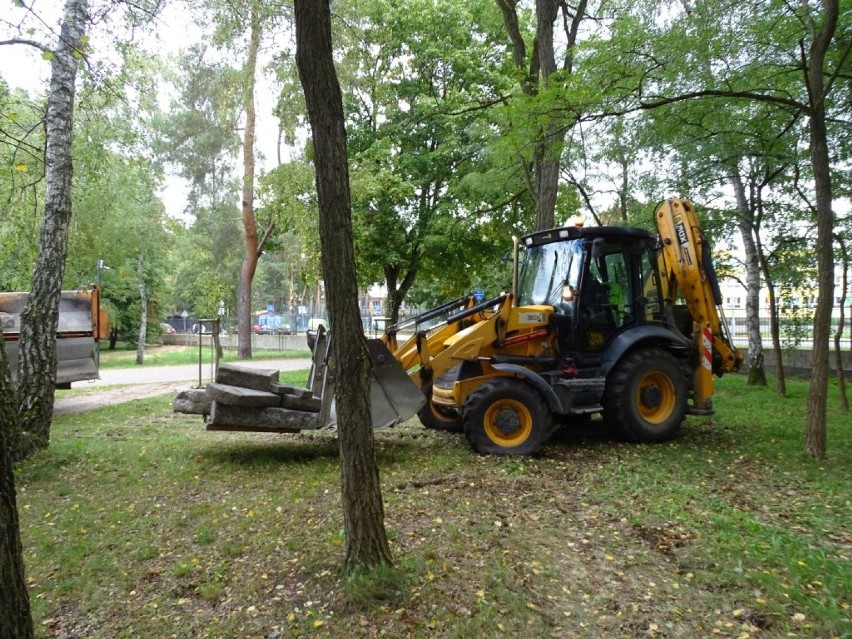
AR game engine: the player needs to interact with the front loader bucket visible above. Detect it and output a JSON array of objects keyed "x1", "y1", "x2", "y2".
[
  {"x1": 366, "y1": 339, "x2": 426, "y2": 429},
  {"x1": 312, "y1": 333, "x2": 426, "y2": 430}
]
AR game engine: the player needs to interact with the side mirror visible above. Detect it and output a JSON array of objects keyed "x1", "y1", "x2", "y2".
[{"x1": 591, "y1": 237, "x2": 605, "y2": 259}]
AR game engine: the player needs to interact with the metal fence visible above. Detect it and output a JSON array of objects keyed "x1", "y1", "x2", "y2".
[{"x1": 722, "y1": 310, "x2": 851, "y2": 349}]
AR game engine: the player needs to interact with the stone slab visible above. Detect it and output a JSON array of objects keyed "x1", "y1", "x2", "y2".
[
  {"x1": 280, "y1": 394, "x2": 322, "y2": 412},
  {"x1": 207, "y1": 402, "x2": 319, "y2": 432},
  {"x1": 269, "y1": 382, "x2": 313, "y2": 399},
  {"x1": 206, "y1": 382, "x2": 282, "y2": 408},
  {"x1": 215, "y1": 363, "x2": 279, "y2": 391},
  {"x1": 172, "y1": 388, "x2": 212, "y2": 415}
]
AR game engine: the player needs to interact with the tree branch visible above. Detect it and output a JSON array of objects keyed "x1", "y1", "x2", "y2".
[
  {"x1": 567, "y1": 176, "x2": 602, "y2": 226},
  {"x1": 469, "y1": 190, "x2": 526, "y2": 217},
  {"x1": 822, "y1": 34, "x2": 852, "y2": 98},
  {"x1": 256, "y1": 218, "x2": 275, "y2": 257},
  {"x1": 0, "y1": 38, "x2": 49, "y2": 51}
]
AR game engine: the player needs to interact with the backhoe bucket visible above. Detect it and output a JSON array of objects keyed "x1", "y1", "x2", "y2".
[{"x1": 311, "y1": 333, "x2": 426, "y2": 430}]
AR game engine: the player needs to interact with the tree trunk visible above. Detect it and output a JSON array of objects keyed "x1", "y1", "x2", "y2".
[
  {"x1": 294, "y1": 0, "x2": 393, "y2": 571},
  {"x1": 384, "y1": 265, "x2": 417, "y2": 326},
  {"x1": 136, "y1": 253, "x2": 147, "y2": 365},
  {"x1": 236, "y1": 3, "x2": 262, "y2": 360},
  {"x1": 730, "y1": 173, "x2": 766, "y2": 386},
  {"x1": 213, "y1": 320, "x2": 223, "y2": 374},
  {"x1": 532, "y1": 0, "x2": 561, "y2": 231},
  {"x1": 499, "y1": 0, "x2": 588, "y2": 231},
  {"x1": 0, "y1": 330, "x2": 34, "y2": 639},
  {"x1": 754, "y1": 225, "x2": 786, "y2": 395},
  {"x1": 804, "y1": 0, "x2": 838, "y2": 460},
  {"x1": 761, "y1": 263, "x2": 787, "y2": 396},
  {"x1": 15, "y1": 0, "x2": 88, "y2": 460}
]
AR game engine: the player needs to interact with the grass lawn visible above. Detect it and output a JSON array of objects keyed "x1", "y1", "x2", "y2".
[
  {"x1": 16, "y1": 373, "x2": 851, "y2": 638},
  {"x1": 99, "y1": 344, "x2": 312, "y2": 369}
]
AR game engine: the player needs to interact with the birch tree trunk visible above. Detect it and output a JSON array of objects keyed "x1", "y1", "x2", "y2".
[
  {"x1": 294, "y1": 0, "x2": 393, "y2": 571},
  {"x1": 15, "y1": 0, "x2": 88, "y2": 459},
  {"x1": 730, "y1": 174, "x2": 766, "y2": 386}
]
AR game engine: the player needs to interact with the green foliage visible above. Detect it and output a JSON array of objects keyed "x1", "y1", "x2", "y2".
[
  {"x1": 0, "y1": 84, "x2": 46, "y2": 290},
  {"x1": 0, "y1": 52, "x2": 171, "y2": 341},
  {"x1": 5, "y1": 0, "x2": 847, "y2": 373},
  {"x1": 780, "y1": 305, "x2": 816, "y2": 349},
  {"x1": 256, "y1": 158, "x2": 323, "y2": 308},
  {"x1": 337, "y1": 0, "x2": 522, "y2": 312},
  {"x1": 153, "y1": 46, "x2": 242, "y2": 196}
]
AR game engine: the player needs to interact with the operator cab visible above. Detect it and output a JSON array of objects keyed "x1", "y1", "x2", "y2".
[{"x1": 517, "y1": 225, "x2": 663, "y2": 363}]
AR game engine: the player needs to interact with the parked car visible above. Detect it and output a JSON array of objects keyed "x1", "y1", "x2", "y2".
[
  {"x1": 160, "y1": 322, "x2": 175, "y2": 335},
  {"x1": 254, "y1": 323, "x2": 284, "y2": 335},
  {"x1": 255, "y1": 307, "x2": 292, "y2": 335},
  {"x1": 254, "y1": 320, "x2": 292, "y2": 335}
]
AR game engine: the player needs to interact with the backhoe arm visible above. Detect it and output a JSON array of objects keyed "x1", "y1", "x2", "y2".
[{"x1": 655, "y1": 199, "x2": 743, "y2": 412}]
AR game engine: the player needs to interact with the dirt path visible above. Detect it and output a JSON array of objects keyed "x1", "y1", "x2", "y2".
[
  {"x1": 54, "y1": 382, "x2": 192, "y2": 416},
  {"x1": 53, "y1": 358, "x2": 312, "y2": 417}
]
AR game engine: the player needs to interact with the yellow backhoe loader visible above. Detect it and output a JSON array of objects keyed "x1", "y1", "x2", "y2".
[
  {"x1": 181, "y1": 198, "x2": 742, "y2": 456},
  {"x1": 364, "y1": 198, "x2": 742, "y2": 454}
]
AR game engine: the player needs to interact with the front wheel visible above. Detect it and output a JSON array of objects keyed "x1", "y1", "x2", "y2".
[
  {"x1": 603, "y1": 347, "x2": 687, "y2": 442},
  {"x1": 463, "y1": 379, "x2": 552, "y2": 456}
]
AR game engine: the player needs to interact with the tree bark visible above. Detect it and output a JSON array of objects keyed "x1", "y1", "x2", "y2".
[
  {"x1": 757, "y1": 242, "x2": 786, "y2": 396},
  {"x1": 15, "y1": 0, "x2": 88, "y2": 460},
  {"x1": 730, "y1": 173, "x2": 766, "y2": 386},
  {"x1": 237, "y1": 3, "x2": 262, "y2": 360},
  {"x1": 0, "y1": 330, "x2": 34, "y2": 639},
  {"x1": 294, "y1": 0, "x2": 393, "y2": 570},
  {"x1": 804, "y1": 0, "x2": 838, "y2": 460},
  {"x1": 532, "y1": 0, "x2": 561, "y2": 230},
  {"x1": 498, "y1": 0, "x2": 587, "y2": 231},
  {"x1": 135, "y1": 253, "x2": 147, "y2": 365},
  {"x1": 384, "y1": 264, "x2": 417, "y2": 326}
]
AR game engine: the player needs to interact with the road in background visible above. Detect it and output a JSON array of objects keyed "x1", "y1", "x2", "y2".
[
  {"x1": 82, "y1": 358, "x2": 313, "y2": 387},
  {"x1": 55, "y1": 358, "x2": 314, "y2": 417}
]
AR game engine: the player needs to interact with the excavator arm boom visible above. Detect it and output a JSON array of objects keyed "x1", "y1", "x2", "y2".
[{"x1": 655, "y1": 199, "x2": 743, "y2": 411}]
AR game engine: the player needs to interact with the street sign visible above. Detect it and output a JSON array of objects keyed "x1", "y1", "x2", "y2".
[{"x1": 473, "y1": 288, "x2": 484, "y2": 302}]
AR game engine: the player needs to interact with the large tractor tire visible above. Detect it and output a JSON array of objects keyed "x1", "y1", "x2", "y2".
[
  {"x1": 463, "y1": 379, "x2": 552, "y2": 456},
  {"x1": 603, "y1": 347, "x2": 687, "y2": 442},
  {"x1": 418, "y1": 385, "x2": 463, "y2": 433}
]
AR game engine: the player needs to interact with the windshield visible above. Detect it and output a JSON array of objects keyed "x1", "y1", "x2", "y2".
[{"x1": 517, "y1": 239, "x2": 583, "y2": 306}]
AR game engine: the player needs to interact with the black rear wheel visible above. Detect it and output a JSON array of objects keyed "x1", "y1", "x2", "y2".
[
  {"x1": 603, "y1": 347, "x2": 687, "y2": 442},
  {"x1": 463, "y1": 379, "x2": 552, "y2": 455}
]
